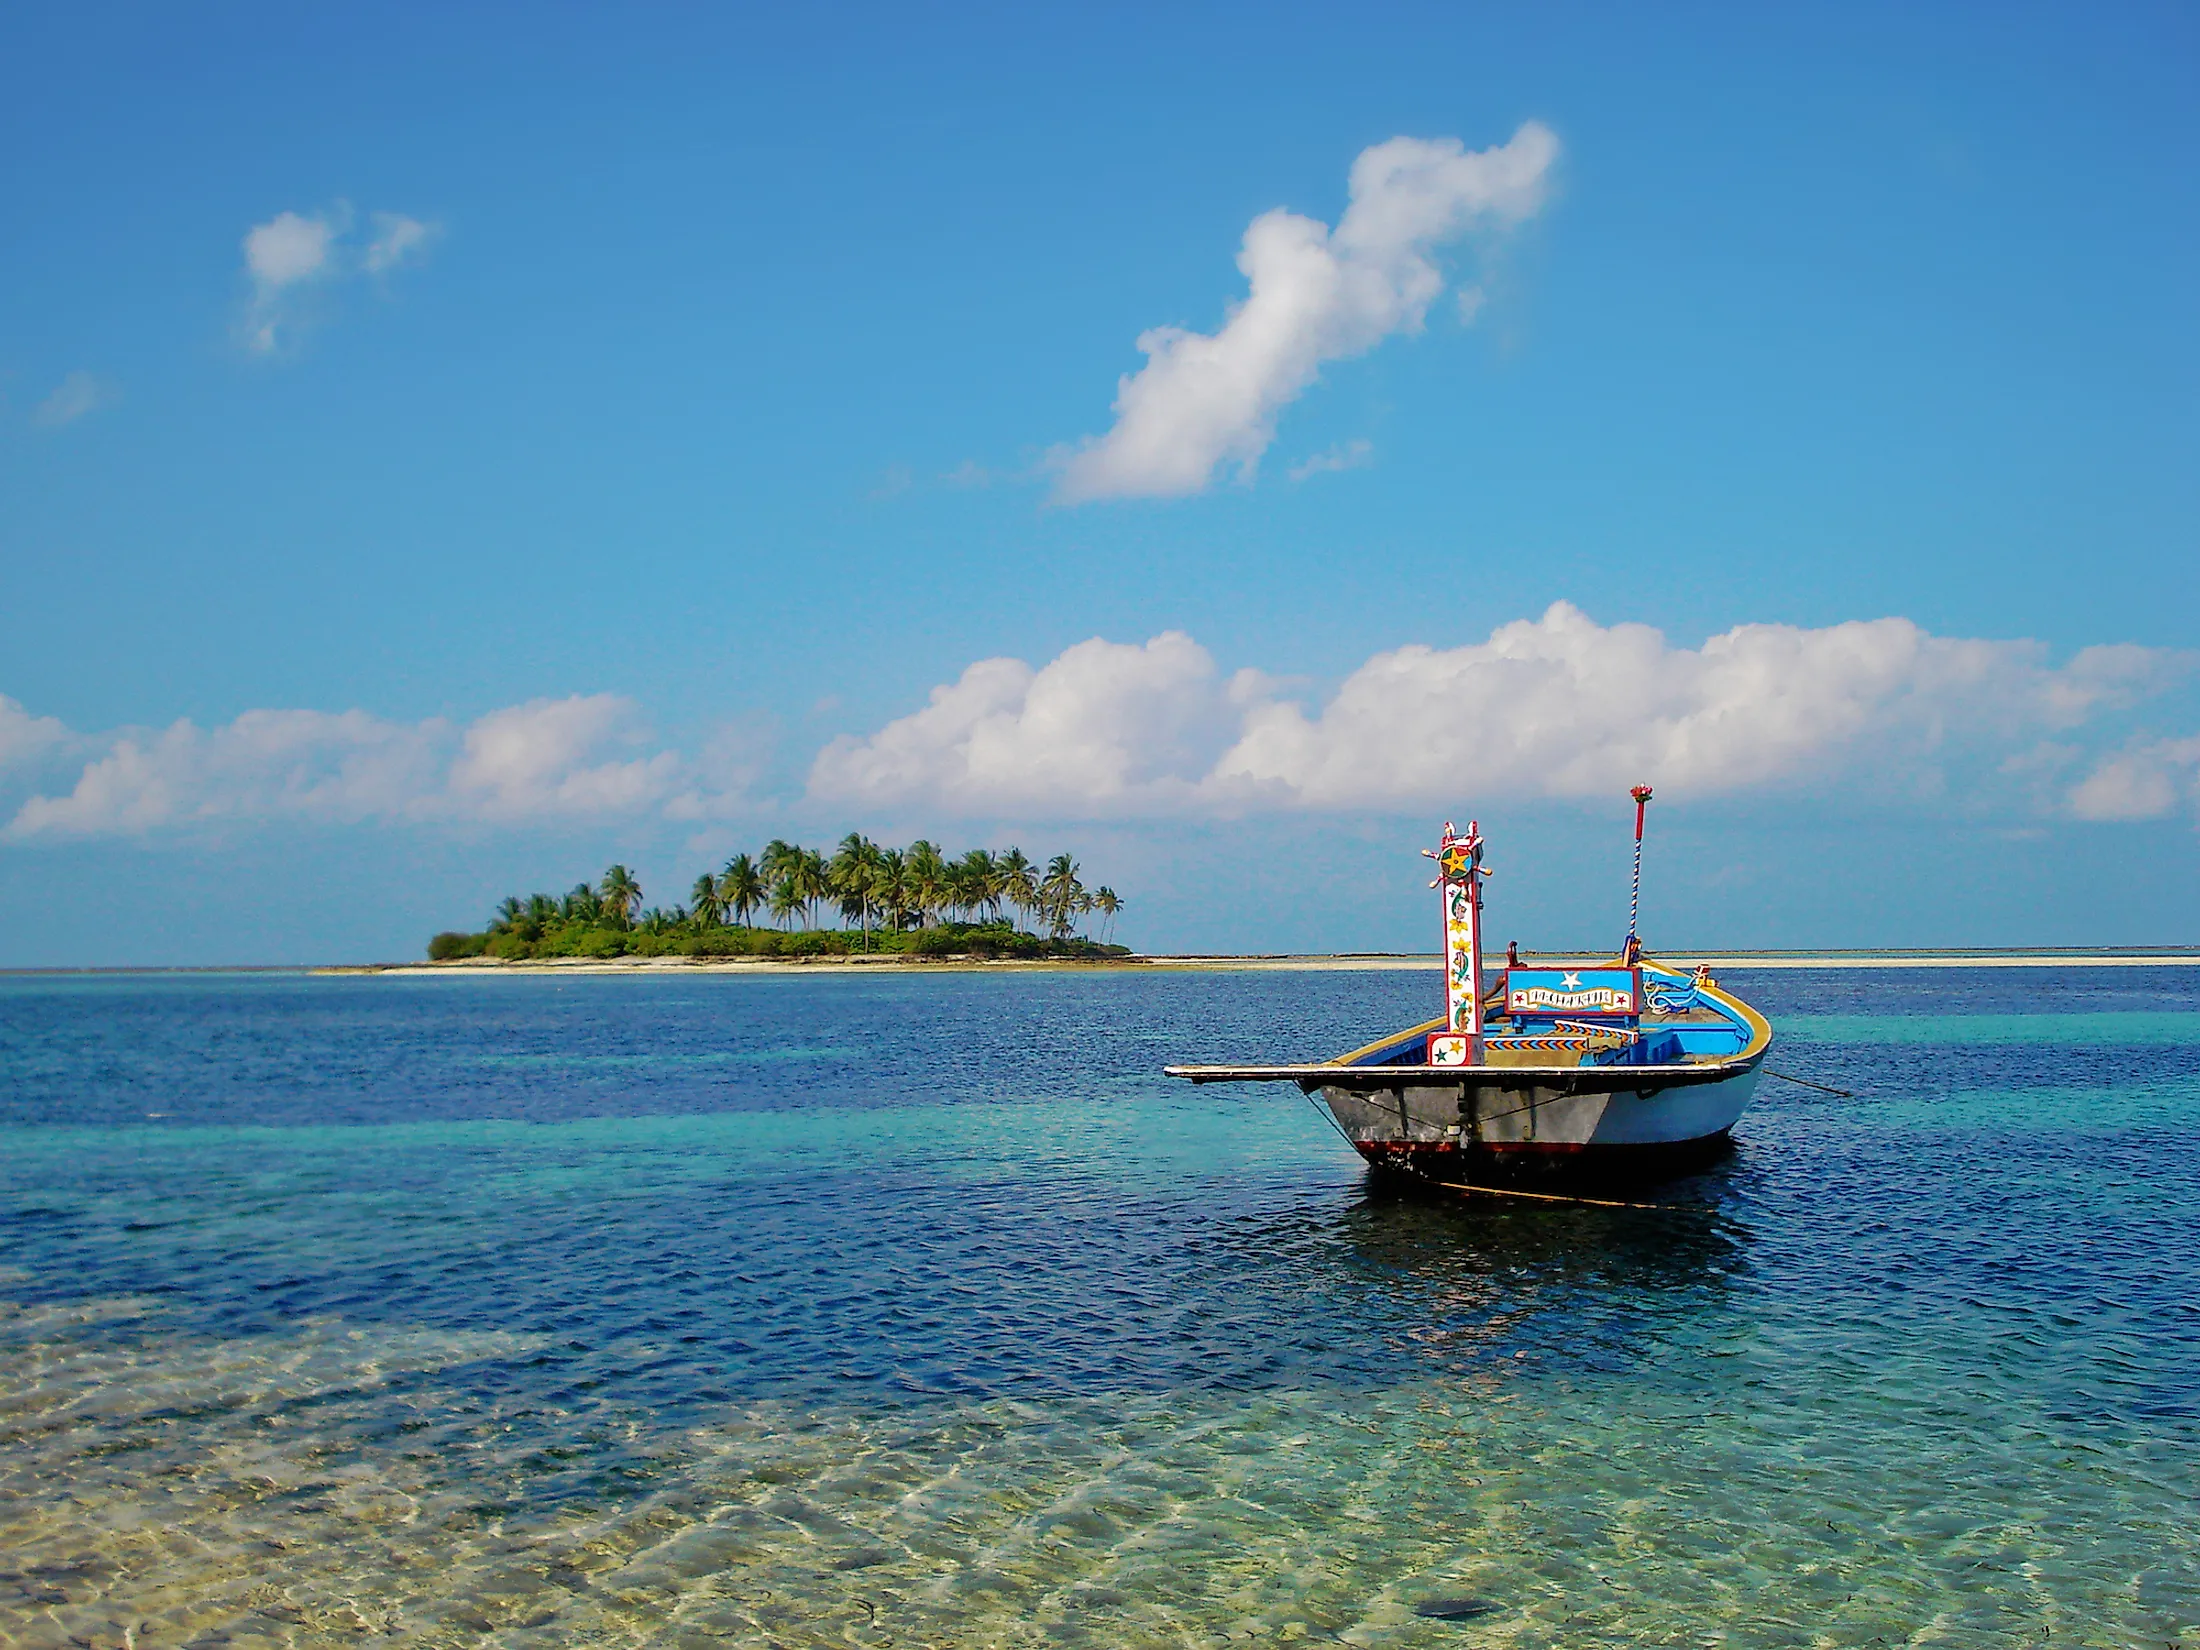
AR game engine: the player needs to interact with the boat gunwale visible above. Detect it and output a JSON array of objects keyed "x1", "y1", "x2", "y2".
[
  {"x1": 1164, "y1": 956, "x2": 1773, "y2": 1089},
  {"x1": 1160, "y1": 1054, "x2": 1764, "y2": 1087}
]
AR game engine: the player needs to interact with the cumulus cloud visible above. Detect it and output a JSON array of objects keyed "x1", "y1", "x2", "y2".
[
  {"x1": 32, "y1": 371, "x2": 117, "y2": 428},
  {"x1": 2068, "y1": 736, "x2": 2200, "y2": 821},
  {"x1": 448, "y1": 696, "x2": 683, "y2": 820},
  {"x1": 14, "y1": 612, "x2": 2190, "y2": 843},
  {"x1": 808, "y1": 604, "x2": 2197, "y2": 818},
  {"x1": 9, "y1": 710, "x2": 442, "y2": 838},
  {"x1": 239, "y1": 202, "x2": 439, "y2": 354},
  {"x1": 811, "y1": 634, "x2": 1265, "y2": 813},
  {"x1": 1052, "y1": 123, "x2": 1558, "y2": 503},
  {"x1": 3, "y1": 694, "x2": 719, "y2": 840},
  {"x1": 0, "y1": 697, "x2": 68, "y2": 770},
  {"x1": 246, "y1": 209, "x2": 341, "y2": 288}
]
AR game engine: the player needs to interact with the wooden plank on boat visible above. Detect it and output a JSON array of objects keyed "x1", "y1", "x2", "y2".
[{"x1": 1163, "y1": 1064, "x2": 1354, "y2": 1082}]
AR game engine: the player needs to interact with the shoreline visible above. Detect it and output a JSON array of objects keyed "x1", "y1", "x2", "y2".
[
  {"x1": 351, "y1": 946, "x2": 2200, "y2": 975},
  {"x1": 7, "y1": 948, "x2": 2199, "y2": 978}
]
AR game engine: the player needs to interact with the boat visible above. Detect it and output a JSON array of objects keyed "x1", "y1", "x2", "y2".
[{"x1": 1164, "y1": 788, "x2": 1772, "y2": 1191}]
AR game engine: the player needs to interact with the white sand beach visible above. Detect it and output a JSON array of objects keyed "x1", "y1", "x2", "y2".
[{"x1": 335, "y1": 948, "x2": 2200, "y2": 977}]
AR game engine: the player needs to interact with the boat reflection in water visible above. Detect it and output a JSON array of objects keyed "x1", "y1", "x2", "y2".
[{"x1": 1167, "y1": 789, "x2": 1773, "y2": 1194}]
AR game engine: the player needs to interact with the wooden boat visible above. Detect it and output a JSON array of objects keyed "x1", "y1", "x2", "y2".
[{"x1": 1164, "y1": 790, "x2": 1771, "y2": 1189}]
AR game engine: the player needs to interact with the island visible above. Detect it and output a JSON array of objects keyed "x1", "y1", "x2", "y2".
[{"x1": 426, "y1": 836, "x2": 1130, "y2": 962}]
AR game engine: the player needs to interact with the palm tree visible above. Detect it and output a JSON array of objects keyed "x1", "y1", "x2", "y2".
[
  {"x1": 944, "y1": 860, "x2": 979, "y2": 924},
  {"x1": 905, "y1": 840, "x2": 949, "y2": 927},
  {"x1": 1037, "y1": 854, "x2": 1083, "y2": 940},
  {"x1": 691, "y1": 873, "x2": 725, "y2": 927},
  {"x1": 952, "y1": 847, "x2": 999, "y2": 923},
  {"x1": 719, "y1": 854, "x2": 764, "y2": 929},
  {"x1": 831, "y1": 834, "x2": 882, "y2": 948},
  {"x1": 760, "y1": 838, "x2": 800, "y2": 890},
  {"x1": 1092, "y1": 887, "x2": 1123, "y2": 944},
  {"x1": 998, "y1": 847, "x2": 1037, "y2": 935},
  {"x1": 795, "y1": 847, "x2": 831, "y2": 929},
  {"x1": 767, "y1": 871, "x2": 804, "y2": 929},
  {"x1": 492, "y1": 895, "x2": 525, "y2": 934},
  {"x1": 759, "y1": 838, "x2": 801, "y2": 925},
  {"x1": 598, "y1": 865, "x2": 643, "y2": 929},
  {"x1": 875, "y1": 846, "x2": 910, "y2": 930}
]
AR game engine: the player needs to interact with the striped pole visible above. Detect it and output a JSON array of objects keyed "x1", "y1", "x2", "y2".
[
  {"x1": 1627, "y1": 784, "x2": 1653, "y2": 947},
  {"x1": 1422, "y1": 820, "x2": 1488, "y2": 1064}
]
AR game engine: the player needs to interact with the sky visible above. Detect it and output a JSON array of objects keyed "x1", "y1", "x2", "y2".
[{"x1": 3, "y1": 0, "x2": 2197, "y2": 964}]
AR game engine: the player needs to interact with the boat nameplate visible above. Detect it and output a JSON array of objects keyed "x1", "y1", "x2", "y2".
[{"x1": 1503, "y1": 967, "x2": 1642, "y2": 1018}]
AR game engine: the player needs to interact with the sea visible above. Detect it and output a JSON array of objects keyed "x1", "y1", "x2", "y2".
[{"x1": 0, "y1": 966, "x2": 2195, "y2": 1648}]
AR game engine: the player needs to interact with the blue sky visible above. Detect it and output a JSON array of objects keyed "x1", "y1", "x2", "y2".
[{"x1": 3, "y1": 1, "x2": 2196, "y2": 963}]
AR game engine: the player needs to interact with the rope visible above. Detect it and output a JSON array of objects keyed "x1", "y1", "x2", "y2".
[
  {"x1": 1764, "y1": 1068, "x2": 1856, "y2": 1098},
  {"x1": 1431, "y1": 1179, "x2": 1691, "y2": 1212},
  {"x1": 1300, "y1": 1086, "x2": 1364, "y2": 1151}
]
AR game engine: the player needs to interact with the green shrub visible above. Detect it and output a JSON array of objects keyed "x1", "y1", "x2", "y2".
[{"x1": 427, "y1": 931, "x2": 485, "y2": 961}]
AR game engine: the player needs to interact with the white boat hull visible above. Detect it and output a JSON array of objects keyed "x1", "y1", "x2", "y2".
[{"x1": 1313, "y1": 1059, "x2": 1762, "y2": 1184}]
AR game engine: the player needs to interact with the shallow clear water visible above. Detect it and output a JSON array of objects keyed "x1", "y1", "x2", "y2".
[{"x1": 0, "y1": 967, "x2": 2195, "y2": 1648}]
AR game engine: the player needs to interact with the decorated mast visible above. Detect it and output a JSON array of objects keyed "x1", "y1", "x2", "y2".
[
  {"x1": 1422, "y1": 821, "x2": 1489, "y2": 1066},
  {"x1": 1625, "y1": 783, "x2": 1653, "y2": 963}
]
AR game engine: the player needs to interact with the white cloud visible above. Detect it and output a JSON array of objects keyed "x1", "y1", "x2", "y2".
[
  {"x1": 238, "y1": 203, "x2": 439, "y2": 355},
  {"x1": 32, "y1": 371, "x2": 117, "y2": 428},
  {"x1": 14, "y1": 613, "x2": 2191, "y2": 844},
  {"x1": 363, "y1": 212, "x2": 436, "y2": 274},
  {"x1": 8, "y1": 709, "x2": 443, "y2": 838},
  {"x1": 246, "y1": 209, "x2": 340, "y2": 288},
  {"x1": 808, "y1": 604, "x2": 2198, "y2": 819},
  {"x1": 1214, "y1": 607, "x2": 2180, "y2": 808},
  {"x1": 1287, "y1": 438, "x2": 1374, "y2": 482},
  {"x1": 810, "y1": 635, "x2": 1263, "y2": 813},
  {"x1": 0, "y1": 697, "x2": 68, "y2": 770},
  {"x1": 1052, "y1": 123, "x2": 1558, "y2": 503},
  {"x1": 2068, "y1": 736, "x2": 2200, "y2": 821},
  {"x1": 4, "y1": 694, "x2": 718, "y2": 841},
  {"x1": 448, "y1": 696, "x2": 683, "y2": 819}
]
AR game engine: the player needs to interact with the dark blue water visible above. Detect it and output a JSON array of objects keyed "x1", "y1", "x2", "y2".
[{"x1": 1, "y1": 967, "x2": 2195, "y2": 1647}]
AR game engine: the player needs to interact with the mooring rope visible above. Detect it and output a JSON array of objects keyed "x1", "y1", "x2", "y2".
[
  {"x1": 1432, "y1": 1179, "x2": 1691, "y2": 1212},
  {"x1": 1764, "y1": 1068, "x2": 1856, "y2": 1098}
]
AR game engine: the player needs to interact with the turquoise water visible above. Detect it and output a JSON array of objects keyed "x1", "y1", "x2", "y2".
[{"x1": 0, "y1": 967, "x2": 2195, "y2": 1647}]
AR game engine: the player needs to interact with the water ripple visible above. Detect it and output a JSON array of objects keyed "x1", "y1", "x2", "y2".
[{"x1": 0, "y1": 967, "x2": 2194, "y2": 1646}]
